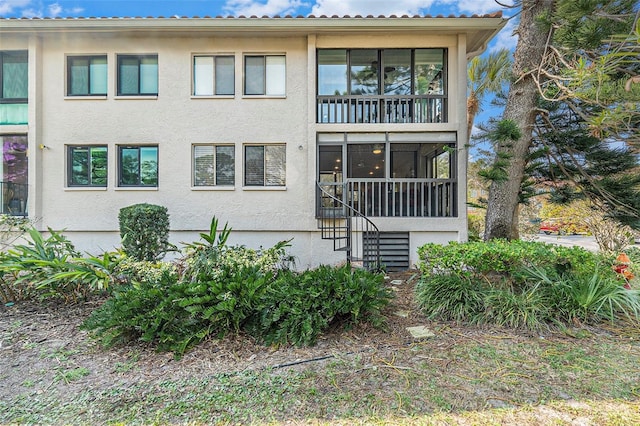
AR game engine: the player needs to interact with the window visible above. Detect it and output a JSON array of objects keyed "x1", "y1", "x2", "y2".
[
  {"x1": 67, "y1": 55, "x2": 107, "y2": 96},
  {"x1": 317, "y1": 49, "x2": 444, "y2": 97},
  {"x1": 118, "y1": 145, "x2": 158, "y2": 187},
  {"x1": 244, "y1": 55, "x2": 285, "y2": 96},
  {"x1": 316, "y1": 49, "x2": 446, "y2": 124},
  {"x1": 1, "y1": 51, "x2": 28, "y2": 101},
  {"x1": 244, "y1": 144, "x2": 285, "y2": 186},
  {"x1": 193, "y1": 144, "x2": 235, "y2": 186},
  {"x1": 0, "y1": 51, "x2": 28, "y2": 125},
  {"x1": 117, "y1": 55, "x2": 158, "y2": 96},
  {"x1": 67, "y1": 145, "x2": 108, "y2": 187},
  {"x1": 193, "y1": 55, "x2": 234, "y2": 96}
]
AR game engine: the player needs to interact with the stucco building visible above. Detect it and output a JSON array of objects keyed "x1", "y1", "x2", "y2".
[{"x1": 0, "y1": 13, "x2": 505, "y2": 270}]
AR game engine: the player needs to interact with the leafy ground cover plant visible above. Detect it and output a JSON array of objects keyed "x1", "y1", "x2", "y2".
[
  {"x1": 248, "y1": 265, "x2": 392, "y2": 346},
  {"x1": 416, "y1": 240, "x2": 639, "y2": 329},
  {"x1": 83, "y1": 217, "x2": 391, "y2": 356}
]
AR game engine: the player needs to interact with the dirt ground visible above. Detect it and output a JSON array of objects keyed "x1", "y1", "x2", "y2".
[
  {"x1": 0, "y1": 271, "x2": 426, "y2": 400},
  {"x1": 1, "y1": 270, "x2": 639, "y2": 424}
]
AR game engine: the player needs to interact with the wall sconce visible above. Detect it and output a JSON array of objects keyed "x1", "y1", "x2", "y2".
[
  {"x1": 372, "y1": 144, "x2": 383, "y2": 154},
  {"x1": 39, "y1": 144, "x2": 49, "y2": 150}
]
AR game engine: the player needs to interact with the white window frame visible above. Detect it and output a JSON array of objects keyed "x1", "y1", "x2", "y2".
[
  {"x1": 243, "y1": 144, "x2": 286, "y2": 187},
  {"x1": 243, "y1": 54, "x2": 286, "y2": 97},
  {"x1": 192, "y1": 54, "x2": 235, "y2": 97},
  {"x1": 192, "y1": 144, "x2": 235, "y2": 187}
]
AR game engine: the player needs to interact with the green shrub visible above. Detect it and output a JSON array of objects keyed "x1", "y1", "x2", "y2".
[
  {"x1": 81, "y1": 267, "x2": 182, "y2": 349},
  {"x1": 416, "y1": 240, "x2": 637, "y2": 329},
  {"x1": 418, "y1": 240, "x2": 610, "y2": 289},
  {"x1": 118, "y1": 203, "x2": 174, "y2": 261},
  {"x1": 248, "y1": 265, "x2": 392, "y2": 346},
  {"x1": 83, "y1": 219, "x2": 292, "y2": 357}
]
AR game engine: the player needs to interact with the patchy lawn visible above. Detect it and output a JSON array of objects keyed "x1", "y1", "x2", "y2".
[{"x1": 1, "y1": 272, "x2": 639, "y2": 425}]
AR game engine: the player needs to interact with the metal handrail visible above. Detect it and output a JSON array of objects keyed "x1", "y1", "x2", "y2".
[{"x1": 316, "y1": 182, "x2": 381, "y2": 270}]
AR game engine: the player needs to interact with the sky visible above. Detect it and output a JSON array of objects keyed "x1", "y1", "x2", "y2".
[
  {"x1": 0, "y1": 0, "x2": 517, "y2": 53},
  {"x1": 0, "y1": 0, "x2": 518, "y2": 138}
]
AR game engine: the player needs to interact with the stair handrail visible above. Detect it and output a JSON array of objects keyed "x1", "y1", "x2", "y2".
[{"x1": 316, "y1": 181, "x2": 381, "y2": 269}]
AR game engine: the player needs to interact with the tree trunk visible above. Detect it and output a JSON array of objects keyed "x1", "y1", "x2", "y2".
[{"x1": 484, "y1": 0, "x2": 556, "y2": 240}]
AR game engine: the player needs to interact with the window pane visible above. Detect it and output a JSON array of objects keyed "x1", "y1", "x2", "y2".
[
  {"x1": 245, "y1": 56, "x2": 264, "y2": 95},
  {"x1": 140, "y1": 146, "x2": 158, "y2": 185},
  {"x1": 347, "y1": 144, "x2": 385, "y2": 178},
  {"x1": 120, "y1": 147, "x2": 140, "y2": 185},
  {"x1": 215, "y1": 56, "x2": 235, "y2": 95},
  {"x1": 265, "y1": 56, "x2": 285, "y2": 96},
  {"x1": 318, "y1": 49, "x2": 347, "y2": 96},
  {"x1": 215, "y1": 145, "x2": 235, "y2": 185},
  {"x1": 89, "y1": 57, "x2": 108, "y2": 95},
  {"x1": 193, "y1": 145, "x2": 215, "y2": 186},
  {"x1": 140, "y1": 57, "x2": 158, "y2": 95},
  {"x1": 90, "y1": 147, "x2": 108, "y2": 185},
  {"x1": 71, "y1": 146, "x2": 89, "y2": 185},
  {"x1": 2, "y1": 52, "x2": 28, "y2": 99},
  {"x1": 70, "y1": 58, "x2": 89, "y2": 95},
  {"x1": 350, "y1": 50, "x2": 378, "y2": 95},
  {"x1": 194, "y1": 56, "x2": 214, "y2": 96},
  {"x1": 2, "y1": 135, "x2": 28, "y2": 184},
  {"x1": 245, "y1": 145, "x2": 264, "y2": 185},
  {"x1": 119, "y1": 58, "x2": 139, "y2": 95},
  {"x1": 383, "y1": 49, "x2": 411, "y2": 95},
  {"x1": 265, "y1": 145, "x2": 285, "y2": 186},
  {"x1": 415, "y1": 49, "x2": 444, "y2": 95}
]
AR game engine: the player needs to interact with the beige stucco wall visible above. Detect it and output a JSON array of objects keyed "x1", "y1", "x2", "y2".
[{"x1": 2, "y1": 28, "x2": 474, "y2": 268}]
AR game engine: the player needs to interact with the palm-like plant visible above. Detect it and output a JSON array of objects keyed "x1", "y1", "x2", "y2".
[{"x1": 467, "y1": 48, "x2": 512, "y2": 144}]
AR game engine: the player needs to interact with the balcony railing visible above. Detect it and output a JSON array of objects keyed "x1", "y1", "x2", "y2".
[
  {"x1": 1, "y1": 182, "x2": 28, "y2": 216},
  {"x1": 318, "y1": 179, "x2": 457, "y2": 218},
  {"x1": 317, "y1": 94, "x2": 446, "y2": 124}
]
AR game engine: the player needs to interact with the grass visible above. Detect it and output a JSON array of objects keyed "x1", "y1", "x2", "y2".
[{"x1": 2, "y1": 331, "x2": 639, "y2": 425}]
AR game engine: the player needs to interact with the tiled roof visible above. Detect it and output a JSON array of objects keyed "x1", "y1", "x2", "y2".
[{"x1": 0, "y1": 12, "x2": 502, "y2": 20}]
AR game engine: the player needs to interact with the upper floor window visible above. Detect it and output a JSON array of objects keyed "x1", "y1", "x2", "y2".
[
  {"x1": 193, "y1": 55, "x2": 234, "y2": 96},
  {"x1": 244, "y1": 55, "x2": 285, "y2": 96},
  {"x1": 244, "y1": 144, "x2": 285, "y2": 186},
  {"x1": 67, "y1": 145, "x2": 108, "y2": 187},
  {"x1": 193, "y1": 144, "x2": 235, "y2": 186},
  {"x1": 67, "y1": 55, "x2": 108, "y2": 96},
  {"x1": 117, "y1": 55, "x2": 158, "y2": 96},
  {"x1": 317, "y1": 49, "x2": 446, "y2": 124},
  {"x1": 317, "y1": 48, "x2": 445, "y2": 97},
  {"x1": 118, "y1": 145, "x2": 158, "y2": 187},
  {"x1": 1, "y1": 51, "x2": 28, "y2": 102}
]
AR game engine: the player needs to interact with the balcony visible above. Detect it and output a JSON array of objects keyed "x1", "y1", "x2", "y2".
[
  {"x1": 317, "y1": 95, "x2": 446, "y2": 124},
  {"x1": 318, "y1": 179, "x2": 457, "y2": 218},
  {"x1": 1, "y1": 182, "x2": 28, "y2": 216}
]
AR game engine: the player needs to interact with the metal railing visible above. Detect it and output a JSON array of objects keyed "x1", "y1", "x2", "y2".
[
  {"x1": 317, "y1": 94, "x2": 446, "y2": 124},
  {"x1": 318, "y1": 179, "x2": 456, "y2": 218},
  {"x1": 0, "y1": 182, "x2": 28, "y2": 216},
  {"x1": 316, "y1": 182, "x2": 381, "y2": 270}
]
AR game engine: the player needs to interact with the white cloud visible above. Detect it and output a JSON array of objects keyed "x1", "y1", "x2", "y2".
[
  {"x1": 310, "y1": 0, "x2": 438, "y2": 16},
  {"x1": 48, "y1": 2, "x2": 62, "y2": 17},
  {"x1": 0, "y1": 0, "x2": 31, "y2": 15},
  {"x1": 455, "y1": 0, "x2": 503, "y2": 15},
  {"x1": 488, "y1": 17, "x2": 518, "y2": 52},
  {"x1": 223, "y1": 0, "x2": 310, "y2": 16}
]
